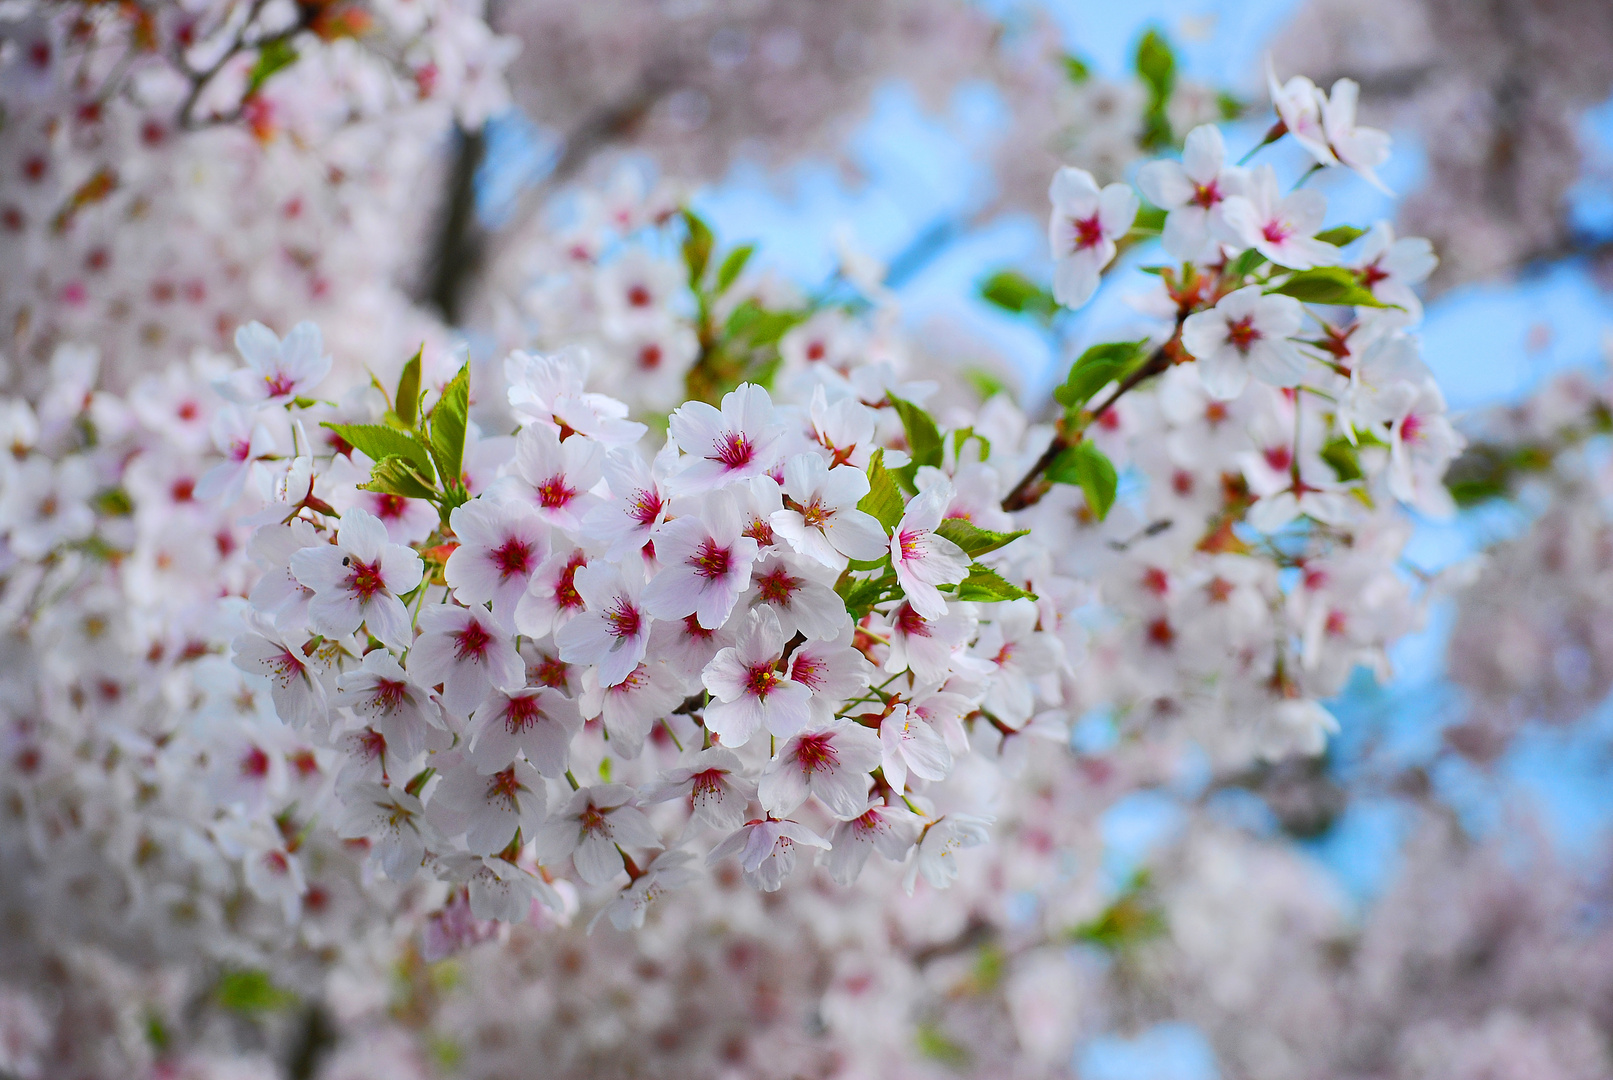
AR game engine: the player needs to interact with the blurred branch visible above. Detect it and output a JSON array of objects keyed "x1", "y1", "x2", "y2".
[{"x1": 420, "y1": 126, "x2": 487, "y2": 326}]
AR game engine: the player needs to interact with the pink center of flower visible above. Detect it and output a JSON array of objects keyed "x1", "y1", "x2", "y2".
[
  {"x1": 627, "y1": 284, "x2": 653, "y2": 308},
  {"x1": 714, "y1": 431, "x2": 755, "y2": 470},
  {"x1": 271, "y1": 647, "x2": 307, "y2": 680},
  {"x1": 745, "y1": 663, "x2": 782, "y2": 699},
  {"x1": 754, "y1": 566, "x2": 799, "y2": 605},
  {"x1": 691, "y1": 769, "x2": 725, "y2": 802},
  {"x1": 1072, "y1": 213, "x2": 1104, "y2": 250},
  {"x1": 689, "y1": 540, "x2": 732, "y2": 580},
  {"x1": 355, "y1": 728, "x2": 386, "y2": 760},
  {"x1": 605, "y1": 599, "x2": 642, "y2": 640},
  {"x1": 801, "y1": 498, "x2": 830, "y2": 527},
  {"x1": 1360, "y1": 261, "x2": 1389, "y2": 289},
  {"x1": 264, "y1": 372, "x2": 297, "y2": 398},
  {"x1": 681, "y1": 614, "x2": 715, "y2": 640},
  {"x1": 1263, "y1": 445, "x2": 1292, "y2": 472},
  {"x1": 629, "y1": 489, "x2": 663, "y2": 526},
  {"x1": 345, "y1": 557, "x2": 387, "y2": 601},
  {"x1": 745, "y1": 515, "x2": 775, "y2": 546},
  {"x1": 1206, "y1": 577, "x2": 1234, "y2": 603},
  {"x1": 375, "y1": 493, "x2": 408, "y2": 520},
  {"x1": 492, "y1": 537, "x2": 535, "y2": 579},
  {"x1": 486, "y1": 766, "x2": 521, "y2": 807},
  {"x1": 554, "y1": 554, "x2": 587, "y2": 609},
  {"x1": 1401, "y1": 413, "x2": 1424, "y2": 444},
  {"x1": 896, "y1": 529, "x2": 925, "y2": 563},
  {"x1": 895, "y1": 604, "x2": 930, "y2": 638},
  {"x1": 504, "y1": 693, "x2": 541, "y2": 733},
  {"x1": 1190, "y1": 180, "x2": 1222, "y2": 209},
  {"x1": 240, "y1": 745, "x2": 271, "y2": 778},
  {"x1": 1226, "y1": 316, "x2": 1262, "y2": 354},
  {"x1": 537, "y1": 475, "x2": 577, "y2": 509},
  {"x1": 638, "y1": 343, "x2": 663, "y2": 369},
  {"x1": 533, "y1": 655, "x2": 569, "y2": 688},
  {"x1": 1325, "y1": 610, "x2": 1348, "y2": 636},
  {"x1": 453, "y1": 618, "x2": 494, "y2": 661},
  {"x1": 580, "y1": 806, "x2": 609, "y2": 836},
  {"x1": 263, "y1": 850, "x2": 290, "y2": 875},
  {"x1": 790, "y1": 654, "x2": 824, "y2": 690},
  {"x1": 1142, "y1": 567, "x2": 1170, "y2": 596},
  {"x1": 1260, "y1": 220, "x2": 1292, "y2": 245},
  {"x1": 371, "y1": 678, "x2": 407, "y2": 714},
  {"x1": 793, "y1": 732, "x2": 838, "y2": 776}
]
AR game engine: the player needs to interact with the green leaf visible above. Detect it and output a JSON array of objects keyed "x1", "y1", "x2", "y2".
[
  {"x1": 94, "y1": 487, "x2": 134, "y2": 516},
  {"x1": 1315, "y1": 225, "x2": 1366, "y2": 248},
  {"x1": 889, "y1": 396, "x2": 943, "y2": 472},
  {"x1": 1319, "y1": 436, "x2": 1363, "y2": 482},
  {"x1": 427, "y1": 364, "x2": 470, "y2": 485},
  {"x1": 681, "y1": 209, "x2": 715, "y2": 287},
  {"x1": 1048, "y1": 441, "x2": 1118, "y2": 520},
  {"x1": 1061, "y1": 53, "x2": 1091, "y2": 84},
  {"x1": 978, "y1": 270, "x2": 1057, "y2": 319},
  {"x1": 324, "y1": 423, "x2": 436, "y2": 481},
  {"x1": 1216, "y1": 91, "x2": 1245, "y2": 120},
  {"x1": 1069, "y1": 878, "x2": 1165, "y2": 951},
  {"x1": 857, "y1": 449, "x2": 906, "y2": 531},
  {"x1": 216, "y1": 969, "x2": 297, "y2": 1015},
  {"x1": 1268, "y1": 266, "x2": 1391, "y2": 308},
  {"x1": 915, "y1": 1023, "x2": 971, "y2": 1068},
  {"x1": 246, "y1": 39, "x2": 298, "y2": 97},
  {"x1": 935, "y1": 519, "x2": 1029, "y2": 557},
  {"x1": 954, "y1": 563, "x2": 1035, "y2": 602},
  {"x1": 1053, "y1": 340, "x2": 1148, "y2": 411},
  {"x1": 1134, "y1": 28, "x2": 1176, "y2": 102},
  {"x1": 395, "y1": 347, "x2": 423, "y2": 427},
  {"x1": 837, "y1": 574, "x2": 892, "y2": 620},
  {"x1": 1226, "y1": 248, "x2": 1267, "y2": 280},
  {"x1": 715, "y1": 244, "x2": 755, "y2": 293},
  {"x1": 1132, "y1": 204, "x2": 1167, "y2": 234},
  {"x1": 723, "y1": 299, "x2": 806, "y2": 347},
  {"x1": 362, "y1": 456, "x2": 437, "y2": 502},
  {"x1": 961, "y1": 367, "x2": 1008, "y2": 402}
]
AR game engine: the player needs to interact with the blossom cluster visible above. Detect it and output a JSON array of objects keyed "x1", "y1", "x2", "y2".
[{"x1": 0, "y1": 53, "x2": 1488, "y2": 1079}]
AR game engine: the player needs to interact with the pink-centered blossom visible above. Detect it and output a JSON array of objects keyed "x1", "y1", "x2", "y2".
[
  {"x1": 218, "y1": 321, "x2": 332, "y2": 406},
  {"x1": 332, "y1": 649, "x2": 446, "y2": 759},
  {"x1": 639, "y1": 747, "x2": 757, "y2": 832},
  {"x1": 641, "y1": 491, "x2": 758, "y2": 629},
  {"x1": 1048, "y1": 165, "x2": 1138, "y2": 310},
  {"x1": 701, "y1": 608, "x2": 813, "y2": 746},
  {"x1": 706, "y1": 817, "x2": 830, "y2": 892},
  {"x1": 465, "y1": 685, "x2": 581, "y2": 776},
  {"x1": 501, "y1": 422, "x2": 604, "y2": 532},
  {"x1": 1137, "y1": 124, "x2": 1248, "y2": 262},
  {"x1": 289, "y1": 506, "x2": 423, "y2": 649},
  {"x1": 514, "y1": 546, "x2": 592, "y2": 638},
  {"x1": 1217, "y1": 165, "x2": 1336, "y2": 270},
  {"x1": 1180, "y1": 286, "x2": 1308, "y2": 401},
  {"x1": 667, "y1": 382, "x2": 783, "y2": 493},
  {"x1": 408, "y1": 604, "x2": 523, "y2": 717},
  {"x1": 826, "y1": 801, "x2": 922, "y2": 886},
  {"x1": 427, "y1": 756, "x2": 546, "y2": 856},
  {"x1": 231, "y1": 623, "x2": 329, "y2": 729},
  {"x1": 555, "y1": 561, "x2": 654, "y2": 688},
  {"x1": 533, "y1": 783, "x2": 659, "y2": 886},
  {"x1": 770, "y1": 451, "x2": 889, "y2": 571},
  {"x1": 877, "y1": 705, "x2": 952, "y2": 794},
  {"x1": 890, "y1": 481, "x2": 970, "y2": 620},
  {"x1": 577, "y1": 661, "x2": 685, "y2": 759},
  {"x1": 759, "y1": 721, "x2": 881, "y2": 819},
  {"x1": 444, "y1": 498, "x2": 549, "y2": 629}
]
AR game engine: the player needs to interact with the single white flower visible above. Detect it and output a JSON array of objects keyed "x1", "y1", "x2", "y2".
[
  {"x1": 1048, "y1": 166, "x2": 1138, "y2": 309},
  {"x1": 1180, "y1": 286, "x2": 1308, "y2": 400},
  {"x1": 890, "y1": 482, "x2": 970, "y2": 620},
  {"x1": 701, "y1": 608, "x2": 813, "y2": 746},
  {"x1": 289, "y1": 506, "x2": 423, "y2": 649}
]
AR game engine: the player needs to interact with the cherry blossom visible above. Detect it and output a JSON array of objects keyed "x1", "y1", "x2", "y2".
[
  {"x1": 770, "y1": 452, "x2": 889, "y2": 571},
  {"x1": 876, "y1": 706, "x2": 953, "y2": 794},
  {"x1": 555, "y1": 561, "x2": 654, "y2": 687},
  {"x1": 641, "y1": 491, "x2": 759, "y2": 629},
  {"x1": 1048, "y1": 166, "x2": 1139, "y2": 309},
  {"x1": 289, "y1": 507, "x2": 424, "y2": 649},
  {"x1": 825, "y1": 801, "x2": 922, "y2": 885},
  {"x1": 407, "y1": 604, "x2": 524, "y2": 716},
  {"x1": 533, "y1": 784, "x2": 659, "y2": 886},
  {"x1": 427, "y1": 756, "x2": 547, "y2": 856},
  {"x1": 890, "y1": 482, "x2": 970, "y2": 620},
  {"x1": 465, "y1": 685, "x2": 582, "y2": 776},
  {"x1": 639, "y1": 747, "x2": 757, "y2": 832},
  {"x1": 666, "y1": 383, "x2": 784, "y2": 493},
  {"x1": 707, "y1": 817, "x2": 831, "y2": 892},
  {"x1": 702, "y1": 608, "x2": 814, "y2": 745},
  {"x1": 444, "y1": 499, "x2": 549, "y2": 629},
  {"x1": 217, "y1": 322, "x2": 333, "y2": 406},
  {"x1": 759, "y1": 722, "x2": 882, "y2": 818},
  {"x1": 1217, "y1": 165, "x2": 1337, "y2": 270},
  {"x1": 1180, "y1": 286, "x2": 1308, "y2": 400},
  {"x1": 502, "y1": 423, "x2": 605, "y2": 532},
  {"x1": 1137, "y1": 124, "x2": 1247, "y2": 262},
  {"x1": 332, "y1": 650, "x2": 446, "y2": 759}
]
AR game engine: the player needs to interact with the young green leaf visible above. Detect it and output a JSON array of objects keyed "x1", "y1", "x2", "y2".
[
  {"x1": 1131, "y1": 204, "x2": 1167, "y2": 234},
  {"x1": 361, "y1": 456, "x2": 437, "y2": 502},
  {"x1": 954, "y1": 563, "x2": 1035, "y2": 602},
  {"x1": 1314, "y1": 225, "x2": 1367, "y2": 248},
  {"x1": 681, "y1": 209, "x2": 715, "y2": 286},
  {"x1": 1048, "y1": 440, "x2": 1118, "y2": 520},
  {"x1": 395, "y1": 346, "x2": 423, "y2": 427},
  {"x1": 246, "y1": 40, "x2": 298, "y2": 97},
  {"x1": 889, "y1": 396, "x2": 943, "y2": 471},
  {"x1": 978, "y1": 270, "x2": 1057, "y2": 319},
  {"x1": 1225, "y1": 248, "x2": 1267, "y2": 281},
  {"x1": 217, "y1": 969, "x2": 297, "y2": 1015},
  {"x1": 323, "y1": 422, "x2": 436, "y2": 481},
  {"x1": 1061, "y1": 53, "x2": 1091, "y2": 84},
  {"x1": 715, "y1": 244, "x2": 755, "y2": 293},
  {"x1": 1267, "y1": 266, "x2": 1391, "y2": 308},
  {"x1": 427, "y1": 364, "x2": 470, "y2": 485},
  {"x1": 837, "y1": 574, "x2": 893, "y2": 621},
  {"x1": 1319, "y1": 435, "x2": 1364, "y2": 482},
  {"x1": 935, "y1": 519, "x2": 1029, "y2": 557},
  {"x1": 1054, "y1": 340, "x2": 1149, "y2": 411},
  {"x1": 1134, "y1": 29, "x2": 1176, "y2": 102},
  {"x1": 857, "y1": 449, "x2": 906, "y2": 531}
]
